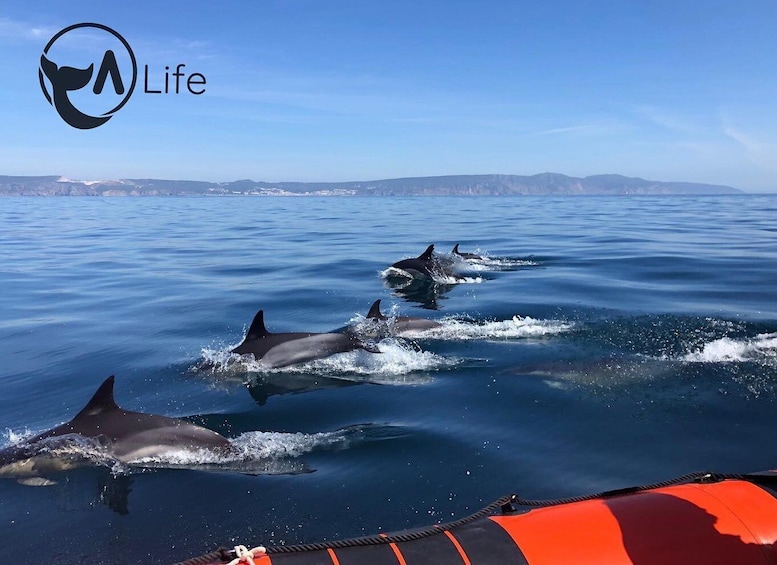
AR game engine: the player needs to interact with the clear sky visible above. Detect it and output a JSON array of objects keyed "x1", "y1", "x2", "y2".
[{"x1": 1, "y1": 1, "x2": 776, "y2": 190}]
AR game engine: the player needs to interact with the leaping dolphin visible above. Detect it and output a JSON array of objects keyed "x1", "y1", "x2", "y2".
[
  {"x1": 231, "y1": 310, "x2": 379, "y2": 368},
  {"x1": 365, "y1": 299, "x2": 441, "y2": 337},
  {"x1": 0, "y1": 376, "x2": 232, "y2": 484}
]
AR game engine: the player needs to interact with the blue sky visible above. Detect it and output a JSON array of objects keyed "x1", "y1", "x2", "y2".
[{"x1": 1, "y1": 1, "x2": 776, "y2": 190}]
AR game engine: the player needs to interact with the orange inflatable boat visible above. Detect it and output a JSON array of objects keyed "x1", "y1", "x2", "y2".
[{"x1": 176, "y1": 471, "x2": 777, "y2": 565}]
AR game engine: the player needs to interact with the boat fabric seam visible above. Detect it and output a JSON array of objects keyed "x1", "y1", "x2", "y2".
[{"x1": 684, "y1": 482, "x2": 777, "y2": 565}]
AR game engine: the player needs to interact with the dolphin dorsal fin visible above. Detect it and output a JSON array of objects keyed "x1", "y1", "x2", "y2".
[
  {"x1": 366, "y1": 299, "x2": 386, "y2": 320},
  {"x1": 452, "y1": 244, "x2": 460, "y2": 254},
  {"x1": 418, "y1": 244, "x2": 435, "y2": 261},
  {"x1": 246, "y1": 309, "x2": 270, "y2": 339},
  {"x1": 74, "y1": 376, "x2": 120, "y2": 418}
]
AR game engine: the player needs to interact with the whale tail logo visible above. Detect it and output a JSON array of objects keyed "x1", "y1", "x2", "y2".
[
  {"x1": 40, "y1": 55, "x2": 111, "y2": 130},
  {"x1": 38, "y1": 23, "x2": 137, "y2": 129}
]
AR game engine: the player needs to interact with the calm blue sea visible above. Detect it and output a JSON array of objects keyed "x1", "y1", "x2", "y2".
[{"x1": 1, "y1": 195, "x2": 776, "y2": 564}]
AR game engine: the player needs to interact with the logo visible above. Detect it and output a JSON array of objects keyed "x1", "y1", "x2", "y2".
[
  {"x1": 40, "y1": 23, "x2": 208, "y2": 129},
  {"x1": 39, "y1": 23, "x2": 137, "y2": 130}
]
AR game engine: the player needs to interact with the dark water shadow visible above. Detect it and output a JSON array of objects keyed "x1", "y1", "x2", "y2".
[
  {"x1": 245, "y1": 372, "x2": 362, "y2": 406},
  {"x1": 97, "y1": 472, "x2": 133, "y2": 515},
  {"x1": 383, "y1": 276, "x2": 456, "y2": 310},
  {"x1": 1, "y1": 467, "x2": 134, "y2": 517}
]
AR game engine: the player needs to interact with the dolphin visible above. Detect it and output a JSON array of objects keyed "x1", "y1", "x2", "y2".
[
  {"x1": 388, "y1": 244, "x2": 462, "y2": 281},
  {"x1": 451, "y1": 243, "x2": 483, "y2": 260},
  {"x1": 364, "y1": 299, "x2": 441, "y2": 337},
  {"x1": 40, "y1": 55, "x2": 111, "y2": 130},
  {"x1": 0, "y1": 376, "x2": 232, "y2": 483},
  {"x1": 231, "y1": 309, "x2": 378, "y2": 368},
  {"x1": 389, "y1": 244, "x2": 437, "y2": 279}
]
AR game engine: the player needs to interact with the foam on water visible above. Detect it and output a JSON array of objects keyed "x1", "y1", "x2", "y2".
[
  {"x1": 445, "y1": 252, "x2": 540, "y2": 272},
  {"x1": 200, "y1": 338, "x2": 451, "y2": 384},
  {"x1": 379, "y1": 266, "x2": 483, "y2": 285},
  {"x1": 404, "y1": 315, "x2": 573, "y2": 341},
  {"x1": 0, "y1": 433, "x2": 124, "y2": 474},
  {"x1": 289, "y1": 339, "x2": 450, "y2": 381},
  {"x1": 3, "y1": 425, "x2": 391, "y2": 477},
  {"x1": 3, "y1": 428, "x2": 34, "y2": 446},
  {"x1": 681, "y1": 333, "x2": 777, "y2": 363},
  {"x1": 127, "y1": 424, "x2": 394, "y2": 474}
]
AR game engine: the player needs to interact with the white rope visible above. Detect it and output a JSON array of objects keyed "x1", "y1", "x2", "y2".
[{"x1": 226, "y1": 544, "x2": 267, "y2": 565}]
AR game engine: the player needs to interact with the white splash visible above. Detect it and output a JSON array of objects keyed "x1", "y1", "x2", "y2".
[
  {"x1": 681, "y1": 333, "x2": 777, "y2": 363},
  {"x1": 379, "y1": 266, "x2": 482, "y2": 285},
  {"x1": 292, "y1": 339, "x2": 450, "y2": 382},
  {"x1": 2, "y1": 424, "x2": 382, "y2": 477},
  {"x1": 3, "y1": 428, "x2": 34, "y2": 446},
  {"x1": 404, "y1": 315, "x2": 573, "y2": 341},
  {"x1": 446, "y1": 253, "x2": 540, "y2": 272},
  {"x1": 229, "y1": 428, "x2": 357, "y2": 458},
  {"x1": 435, "y1": 273, "x2": 483, "y2": 285},
  {"x1": 200, "y1": 338, "x2": 450, "y2": 384},
  {"x1": 127, "y1": 426, "x2": 377, "y2": 474}
]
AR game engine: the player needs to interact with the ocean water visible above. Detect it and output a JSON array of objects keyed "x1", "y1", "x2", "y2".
[{"x1": 0, "y1": 195, "x2": 776, "y2": 564}]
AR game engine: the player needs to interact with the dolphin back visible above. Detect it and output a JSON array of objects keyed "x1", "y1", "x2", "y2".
[{"x1": 260, "y1": 333, "x2": 371, "y2": 368}]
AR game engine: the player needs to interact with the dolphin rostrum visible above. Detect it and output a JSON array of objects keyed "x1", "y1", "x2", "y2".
[
  {"x1": 0, "y1": 376, "x2": 232, "y2": 483},
  {"x1": 232, "y1": 310, "x2": 379, "y2": 368},
  {"x1": 365, "y1": 299, "x2": 441, "y2": 337}
]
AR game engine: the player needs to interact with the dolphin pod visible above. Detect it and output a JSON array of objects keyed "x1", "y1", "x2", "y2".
[
  {"x1": 388, "y1": 244, "x2": 461, "y2": 280},
  {"x1": 388, "y1": 243, "x2": 485, "y2": 281},
  {"x1": 3, "y1": 243, "x2": 495, "y2": 482}
]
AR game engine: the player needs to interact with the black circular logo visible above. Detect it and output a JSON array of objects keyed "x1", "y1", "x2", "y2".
[{"x1": 39, "y1": 23, "x2": 137, "y2": 129}]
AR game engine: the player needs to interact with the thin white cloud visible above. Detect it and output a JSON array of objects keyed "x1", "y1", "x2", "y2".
[
  {"x1": 723, "y1": 124, "x2": 776, "y2": 168},
  {"x1": 633, "y1": 105, "x2": 701, "y2": 136},
  {"x1": 525, "y1": 118, "x2": 629, "y2": 138},
  {"x1": 529, "y1": 124, "x2": 597, "y2": 136},
  {"x1": 724, "y1": 125, "x2": 760, "y2": 153},
  {"x1": 0, "y1": 17, "x2": 57, "y2": 42}
]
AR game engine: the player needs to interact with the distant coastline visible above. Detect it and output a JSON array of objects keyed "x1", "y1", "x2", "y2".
[{"x1": 0, "y1": 173, "x2": 743, "y2": 196}]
